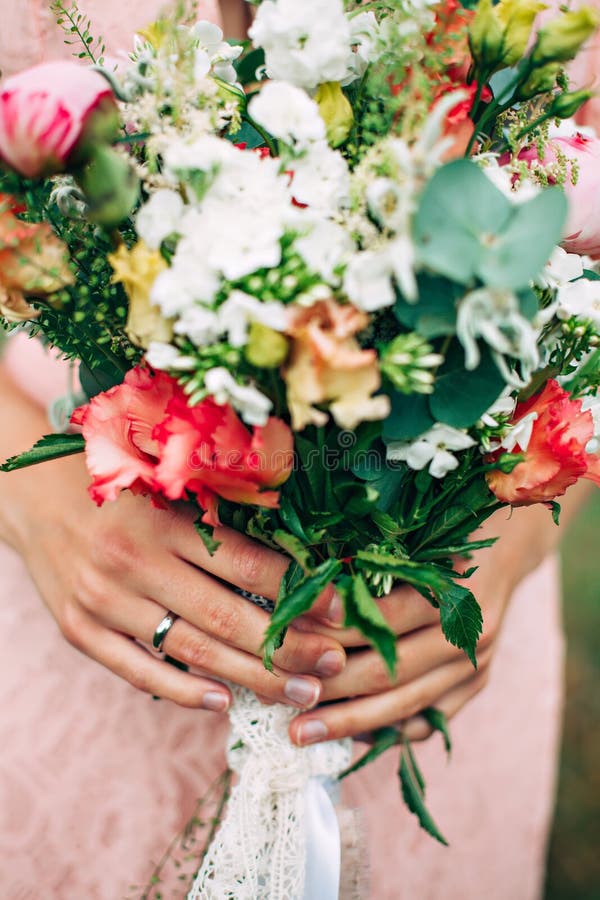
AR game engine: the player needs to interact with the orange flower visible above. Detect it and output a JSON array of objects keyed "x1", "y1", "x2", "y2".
[
  {"x1": 487, "y1": 380, "x2": 600, "y2": 505},
  {"x1": 0, "y1": 193, "x2": 73, "y2": 322},
  {"x1": 284, "y1": 298, "x2": 390, "y2": 431}
]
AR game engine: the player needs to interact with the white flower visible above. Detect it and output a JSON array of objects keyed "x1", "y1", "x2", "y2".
[
  {"x1": 342, "y1": 12, "x2": 381, "y2": 86},
  {"x1": 387, "y1": 424, "x2": 476, "y2": 478},
  {"x1": 556, "y1": 278, "x2": 600, "y2": 327},
  {"x1": 204, "y1": 368, "x2": 273, "y2": 426},
  {"x1": 145, "y1": 342, "x2": 196, "y2": 371},
  {"x1": 249, "y1": 0, "x2": 352, "y2": 91},
  {"x1": 248, "y1": 81, "x2": 326, "y2": 147},
  {"x1": 367, "y1": 177, "x2": 411, "y2": 233},
  {"x1": 456, "y1": 288, "x2": 540, "y2": 386},
  {"x1": 343, "y1": 250, "x2": 395, "y2": 311},
  {"x1": 388, "y1": 236, "x2": 417, "y2": 302},
  {"x1": 164, "y1": 134, "x2": 235, "y2": 181},
  {"x1": 151, "y1": 258, "x2": 220, "y2": 316},
  {"x1": 291, "y1": 143, "x2": 350, "y2": 213},
  {"x1": 192, "y1": 20, "x2": 243, "y2": 84},
  {"x1": 173, "y1": 306, "x2": 221, "y2": 346},
  {"x1": 582, "y1": 394, "x2": 600, "y2": 453},
  {"x1": 295, "y1": 220, "x2": 354, "y2": 283},
  {"x1": 136, "y1": 189, "x2": 184, "y2": 250},
  {"x1": 539, "y1": 246, "x2": 584, "y2": 290},
  {"x1": 500, "y1": 411, "x2": 539, "y2": 452},
  {"x1": 218, "y1": 290, "x2": 288, "y2": 347},
  {"x1": 479, "y1": 389, "x2": 517, "y2": 427}
]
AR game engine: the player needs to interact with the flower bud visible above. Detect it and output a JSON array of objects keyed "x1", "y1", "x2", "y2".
[
  {"x1": 550, "y1": 88, "x2": 595, "y2": 119},
  {"x1": 314, "y1": 82, "x2": 354, "y2": 148},
  {"x1": 244, "y1": 321, "x2": 289, "y2": 368},
  {"x1": 497, "y1": 0, "x2": 547, "y2": 67},
  {"x1": 77, "y1": 146, "x2": 140, "y2": 227},
  {"x1": 468, "y1": 0, "x2": 506, "y2": 70},
  {"x1": 532, "y1": 7, "x2": 600, "y2": 65},
  {"x1": 518, "y1": 62, "x2": 561, "y2": 100}
]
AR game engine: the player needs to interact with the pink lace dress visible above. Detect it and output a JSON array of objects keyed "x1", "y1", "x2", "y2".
[{"x1": 0, "y1": 4, "x2": 572, "y2": 897}]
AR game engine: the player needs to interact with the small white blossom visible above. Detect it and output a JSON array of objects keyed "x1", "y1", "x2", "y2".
[
  {"x1": 556, "y1": 278, "x2": 600, "y2": 327},
  {"x1": 248, "y1": 81, "x2": 326, "y2": 147},
  {"x1": 204, "y1": 368, "x2": 273, "y2": 426},
  {"x1": 582, "y1": 394, "x2": 600, "y2": 453},
  {"x1": 343, "y1": 250, "x2": 395, "y2": 312},
  {"x1": 480, "y1": 158, "x2": 540, "y2": 204},
  {"x1": 192, "y1": 21, "x2": 243, "y2": 84},
  {"x1": 539, "y1": 246, "x2": 584, "y2": 290},
  {"x1": 479, "y1": 390, "x2": 517, "y2": 427},
  {"x1": 366, "y1": 178, "x2": 411, "y2": 233},
  {"x1": 388, "y1": 236, "x2": 418, "y2": 302},
  {"x1": 173, "y1": 306, "x2": 221, "y2": 346},
  {"x1": 291, "y1": 142, "x2": 350, "y2": 213},
  {"x1": 387, "y1": 424, "x2": 476, "y2": 478},
  {"x1": 456, "y1": 288, "x2": 540, "y2": 386},
  {"x1": 136, "y1": 189, "x2": 184, "y2": 250},
  {"x1": 218, "y1": 290, "x2": 288, "y2": 347},
  {"x1": 500, "y1": 412, "x2": 539, "y2": 453},
  {"x1": 249, "y1": 0, "x2": 352, "y2": 91},
  {"x1": 145, "y1": 342, "x2": 196, "y2": 371},
  {"x1": 295, "y1": 220, "x2": 354, "y2": 283},
  {"x1": 342, "y1": 12, "x2": 381, "y2": 86}
]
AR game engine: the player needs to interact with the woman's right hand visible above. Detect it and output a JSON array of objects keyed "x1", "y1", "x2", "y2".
[{"x1": 7, "y1": 449, "x2": 346, "y2": 713}]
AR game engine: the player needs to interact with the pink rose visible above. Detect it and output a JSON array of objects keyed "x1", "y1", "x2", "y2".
[
  {"x1": 0, "y1": 61, "x2": 117, "y2": 179},
  {"x1": 519, "y1": 132, "x2": 600, "y2": 258},
  {"x1": 487, "y1": 380, "x2": 600, "y2": 505}
]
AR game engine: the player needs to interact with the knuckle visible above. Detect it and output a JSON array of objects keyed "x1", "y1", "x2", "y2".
[
  {"x1": 99, "y1": 530, "x2": 139, "y2": 575},
  {"x1": 74, "y1": 568, "x2": 111, "y2": 616},
  {"x1": 176, "y1": 631, "x2": 215, "y2": 671},
  {"x1": 125, "y1": 664, "x2": 152, "y2": 694},
  {"x1": 205, "y1": 603, "x2": 239, "y2": 644},
  {"x1": 59, "y1": 604, "x2": 87, "y2": 650},
  {"x1": 230, "y1": 539, "x2": 268, "y2": 591}
]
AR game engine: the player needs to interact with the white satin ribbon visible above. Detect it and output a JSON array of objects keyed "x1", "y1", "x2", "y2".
[{"x1": 303, "y1": 777, "x2": 342, "y2": 900}]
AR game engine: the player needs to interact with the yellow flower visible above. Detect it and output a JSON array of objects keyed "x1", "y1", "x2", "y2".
[
  {"x1": 532, "y1": 7, "x2": 600, "y2": 65},
  {"x1": 469, "y1": 0, "x2": 546, "y2": 71},
  {"x1": 108, "y1": 242, "x2": 173, "y2": 349},
  {"x1": 244, "y1": 322, "x2": 289, "y2": 368},
  {"x1": 137, "y1": 20, "x2": 169, "y2": 50},
  {"x1": 315, "y1": 82, "x2": 354, "y2": 148}
]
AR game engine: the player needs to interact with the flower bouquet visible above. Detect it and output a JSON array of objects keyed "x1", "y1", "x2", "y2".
[{"x1": 2, "y1": 0, "x2": 600, "y2": 896}]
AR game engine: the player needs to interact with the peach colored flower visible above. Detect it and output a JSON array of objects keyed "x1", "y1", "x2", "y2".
[
  {"x1": 0, "y1": 61, "x2": 117, "y2": 179},
  {"x1": 487, "y1": 380, "x2": 600, "y2": 504},
  {"x1": 108, "y1": 242, "x2": 173, "y2": 349},
  {"x1": 0, "y1": 194, "x2": 73, "y2": 322},
  {"x1": 284, "y1": 298, "x2": 390, "y2": 431}
]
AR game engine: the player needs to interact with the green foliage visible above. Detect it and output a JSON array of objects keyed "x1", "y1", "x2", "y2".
[
  {"x1": 193, "y1": 518, "x2": 222, "y2": 556},
  {"x1": 339, "y1": 727, "x2": 400, "y2": 779},
  {"x1": 0, "y1": 433, "x2": 85, "y2": 472},
  {"x1": 414, "y1": 160, "x2": 568, "y2": 291},
  {"x1": 399, "y1": 740, "x2": 449, "y2": 846},
  {"x1": 422, "y1": 708, "x2": 452, "y2": 756},
  {"x1": 50, "y1": 2, "x2": 106, "y2": 64},
  {"x1": 429, "y1": 342, "x2": 507, "y2": 429},
  {"x1": 338, "y1": 574, "x2": 398, "y2": 677}
]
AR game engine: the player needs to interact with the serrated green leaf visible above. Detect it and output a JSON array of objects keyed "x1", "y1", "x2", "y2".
[
  {"x1": 340, "y1": 574, "x2": 397, "y2": 677},
  {"x1": 438, "y1": 583, "x2": 483, "y2": 668},
  {"x1": 422, "y1": 708, "x2": 452, "y2": 756},
  {"x1": 339, "y1": 727, "x2": 400, "y2": 780},
  {"x1": 272, "y1": 530, "x2": 313, "y2": 572},
  {"x1": 193, "y1": 518, "x2": 221, "y2": 556},
  {"x1": 0, "y1": 433, "x2": 85, "y2": 472},
  {"x1": 262, "y1": 559, "x2": 342, "y2": 670},
  {"x1": 399, "y1": 741, "x2": 448, "y2": 846}
]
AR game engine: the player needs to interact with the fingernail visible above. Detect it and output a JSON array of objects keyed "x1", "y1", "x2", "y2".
[
  {"x1": 297, "y1": 720, "x2": 329, "y2": 746},
  {"x1": 314, "y1": 650, "x2": 345, "y2": 677},
  {"x1": 284, "y1": 677, "x2": 320, "y2": 708},
  {"x1": 203, "y1": 692, "x2": 230, "y2": 713},
  {"x1": 326, "y1": 591, "x2": 344, "y2": 626}
]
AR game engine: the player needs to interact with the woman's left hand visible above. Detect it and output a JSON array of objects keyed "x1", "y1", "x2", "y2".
[{"x1": 288, "y1": 558, "x2": 512, "y2": 748}]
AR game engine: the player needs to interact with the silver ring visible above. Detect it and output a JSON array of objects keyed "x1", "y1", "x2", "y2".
[{"x1": 152, "y1": 612, "x2": 178, "y2": 653}]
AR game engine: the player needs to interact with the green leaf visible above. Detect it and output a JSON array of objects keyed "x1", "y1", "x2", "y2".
[
  {"x1": 422, "y1": 708, "x2": 452, "y2": 756},
  {"x1": 429, "y1": 341, "x2": 507, "y2": 429},
  {"x1": 339, "y1": 574, "x2": 397, "y2": 677},
  {"x1": 79, "y1": 360, "x2": 124, "y2": 399},
  {"x1": 383, "y1": 392, "x2": 435, "y2": 442},
  {"x1": 339, "y1": 727, "x2": 400, "y2": 780},
  {"x1": 394, "y1": 274, "x2": 461, "y2": 338},
  {"x1": 352, "y1": 445, "x2": 408, "y2": 513},
  {"x1": 262, "y1": 559, "x2": 342, "y2": 670},
  {"x1": 193, "y1": 518, "x2": 221, "y2": 556},
  {"x1": 438, "y1": 583, "x2": 483, "y2": 668},
  {"x1": 226, "y1": 118, "x2": 266, "y2": 149},
  {"x1": 0, "y1": 433, "x2": 85, "y2": 472},
  {"x1": 399, "y1": 741, "x2": 448, "y2": 846},
  {"x1": 272, "y1": 529, "x2": 314, "y2": 573},
  {"x1": 549, "y1": 501, "x2": 561, "y2": 526}
]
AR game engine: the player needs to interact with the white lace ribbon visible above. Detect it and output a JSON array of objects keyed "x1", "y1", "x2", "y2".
[{"x1": 188, "y1": 685, "x2": 352, "y2": 900}]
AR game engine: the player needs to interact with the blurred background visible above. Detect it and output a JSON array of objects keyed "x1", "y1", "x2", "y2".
[{"x1": 545, "y1": 493, "x2": 600, "y2": 900}]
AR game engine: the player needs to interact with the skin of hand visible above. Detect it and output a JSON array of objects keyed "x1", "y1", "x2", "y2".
[
  {"x1": 287, "y1": 483, "x2": 592, "y2": 747},
  {"x1": 219, "y1": 0, "x2": 254, "y2": 39},
  {"x1": 0, "y1": 365, "x2": 347, "y2": 714}
]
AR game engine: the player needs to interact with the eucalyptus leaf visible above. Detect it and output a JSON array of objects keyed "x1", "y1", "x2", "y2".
[{"x1": 429, "y1": 342, "x2": 507, "y2": 429}]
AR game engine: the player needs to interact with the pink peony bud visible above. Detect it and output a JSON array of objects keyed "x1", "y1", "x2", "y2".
[
  {"x1": 0, "y1": 61, "x2": 118, "y2": 179},
  {"x1": 518, "y1": 132, "x2": 600, "y2": 258}
]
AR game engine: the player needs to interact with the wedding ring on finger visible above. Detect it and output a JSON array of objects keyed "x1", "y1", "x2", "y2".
[{"x1": 152, "y1": 611, "x2": 178, "y2": 653}]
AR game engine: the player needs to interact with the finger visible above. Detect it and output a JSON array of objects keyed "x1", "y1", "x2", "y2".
[
  {"x1": 168, "y1": 518, "x2": 338, "y2": 619},
  {"x1": 91, "y1": 591, "x2": 323, "y2": 709},
  {"x1": 290, "y1": 656, "x2": 476, "y2": 745},
  {"x1": 141, "y1": 557, "x2": 346, "y2": 678},
  {"x1": 297, "y1": 586, "x2": 439, "y2": 645},
  {"x1": 69, "y1": 611, "x2": 233, "y2": 710},
  {"x1": 319, "y1": 626, "x2": 463, "y2": 702},
  {"x1": 402, "y1": 670, "x2": 490, "y2": 743}
]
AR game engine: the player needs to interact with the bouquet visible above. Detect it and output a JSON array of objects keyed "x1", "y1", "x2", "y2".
[{"x1": 2, "y1": 0, "x2": 600, "y2": 895}]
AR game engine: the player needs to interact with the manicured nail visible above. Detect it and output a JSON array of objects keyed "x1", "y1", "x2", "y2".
[
  {"x1": 284, "y1": 677, "x2": 320, "y2": 708},
  {"x1": 203, "y1": 692, "x2": 230, "y2": 713},
  {"x1": 315, "y1": 650, "x2": 345, "y2": 677},
  {"x1": 326, "y1": 591, "x2": 344, "y2": 626},
  {"x1": 297, "y1": 720, "x2": 329, "y2": 746}
]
